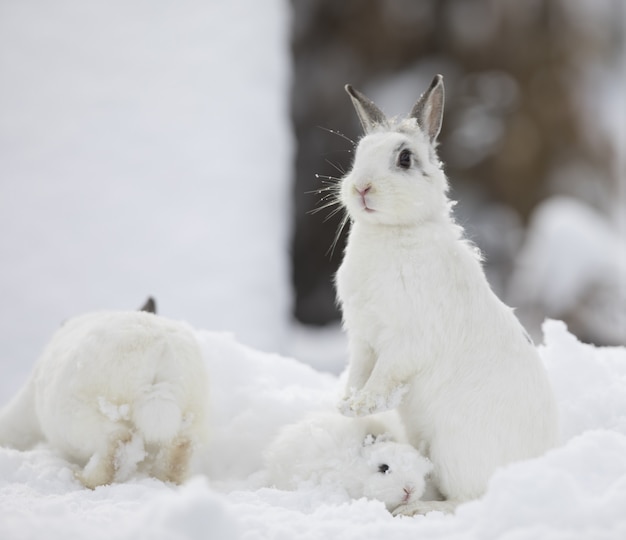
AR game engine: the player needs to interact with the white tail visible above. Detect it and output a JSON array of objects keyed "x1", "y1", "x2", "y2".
[{"x1": 132, "y1": 380, "x2": 183, "y2": 444}]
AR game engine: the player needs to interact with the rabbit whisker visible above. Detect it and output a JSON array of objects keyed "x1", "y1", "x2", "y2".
[
  {"x1": 319, "y1": 193, "x2": 339, "y2": 203},
  {"x1": 327, "y1": 213, "x2": 350, "y2": 258},
  {"x1": 309, "y1": 199, "x2": 341, "y2": 215},
  {"x1": 325, "y1": 159, "x2": 347, "y2": 176},
  {"x1": 306, "y1": 184, "x2": 340, "y2": 195},
  {"x1": 317, "y1": 126, "x2": 356, "y2": 146},
  {"x1": 315, "y1": 173, "x2": 342, "y2": 182},
  {"x1": 322, "y1": 205, "x2": 344, "y2": 222}
]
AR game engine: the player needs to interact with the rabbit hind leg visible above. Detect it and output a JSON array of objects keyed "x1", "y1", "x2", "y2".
[
  {"x1": 150, "y1": 436, "x2": 192, "y2": 485},
  {"x1": 77, "y1": 427, "x2": 133, "y2": 489}
]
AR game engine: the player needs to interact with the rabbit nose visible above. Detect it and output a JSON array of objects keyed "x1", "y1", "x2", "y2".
[
  {"x1": 357, "y1": 184, "x2": 372, "y2": 206},
  {"x1": 402, "y1": 486, "x2": 414, "y2": 502},
  {"x1": 354, "y1": 183, "x2": 374, "y2": 213}
]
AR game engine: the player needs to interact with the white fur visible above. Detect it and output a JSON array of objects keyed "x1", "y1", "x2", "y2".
[
  {"x1": 335, "y1": 79, "x2": 558, "y2": 514},
  {"x1": 264, "y1": 412, "x2": 433, "y2": 511},
  {"x1": 0, "y1": 310, "x2": 209, "y2": 488}
]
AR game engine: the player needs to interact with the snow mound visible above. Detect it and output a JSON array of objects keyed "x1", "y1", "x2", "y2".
[
  {"x1": 1, "y1": 321, "x2": 626, "y2": 539},
  {"x1": 541, "y1": 319, "x2": 626, "y2": 440},
  {"x1": 509, "y1": 196, "x2": 626, "y2": 344}
]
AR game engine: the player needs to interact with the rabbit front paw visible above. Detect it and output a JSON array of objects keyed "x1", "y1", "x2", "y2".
[
  {"x1": 337, "y1": 393, "x2": 362, "y2": 417},
  {"x1": 338, "y1": 384, "x2": 408, "y2": 417}
]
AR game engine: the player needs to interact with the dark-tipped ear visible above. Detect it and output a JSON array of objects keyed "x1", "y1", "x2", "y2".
[
  {"x1": 410, "y1": 74, "x2": 445, "y2": 143},
  {"x1": 345, "y1": 84, "x2": 388, "y2": 134},
  {"x1": 139, "y1": 296, "x2": 157, "y2": 314},
  {"x1": 362, "y1": 433, "x2": 394, "y2": 447}
]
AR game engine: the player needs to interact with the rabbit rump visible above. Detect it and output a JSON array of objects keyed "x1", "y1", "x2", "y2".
[
  {"x1": 264, "y1": 412, "x2": 433, "y2": 512},
  {"x1": 334, "y1": 76, "x2": 558, "y2": 514},
  {"x1": 0, "y1": 309, "x2": 209, "y2": 489}
]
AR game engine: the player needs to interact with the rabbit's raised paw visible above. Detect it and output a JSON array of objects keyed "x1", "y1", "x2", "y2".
[{"x1": 338, "y1": 385, "x2": 408, "y2": 417}]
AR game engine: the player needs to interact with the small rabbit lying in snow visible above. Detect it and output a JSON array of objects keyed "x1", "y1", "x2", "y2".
[
  {"x1": 0, "y1": 305, "x2": 209, "y2": 488},
  {"x1": 334, "y1": 76, "x2": 559, "y2": 515},
  {"x1": 264, "y1": 412, "x2": 433, "y2": 511}
]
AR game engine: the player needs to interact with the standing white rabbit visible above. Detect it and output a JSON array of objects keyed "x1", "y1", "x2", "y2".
[
  {"x1": 264, "y1": 412, "x2": 433, "y2": 511},
  {"x1": 334, "y1": 75, "x2": 558, "y2": 515},
  {"x1": 0, "y1": 304, "x2": 209, "y2": 488}
]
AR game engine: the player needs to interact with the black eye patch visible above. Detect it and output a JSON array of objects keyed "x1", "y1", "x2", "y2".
[
  {"x1": 397, "y1": 148, "x2": 412, "y2": 170},
  {"x1": 378, "y1": 464, "x2": 390, "y2": 474}
]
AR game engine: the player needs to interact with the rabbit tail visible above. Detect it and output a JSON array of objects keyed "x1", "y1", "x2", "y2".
[{"x1": 132, "y1": 380, "x2": 183, "y2": 444}]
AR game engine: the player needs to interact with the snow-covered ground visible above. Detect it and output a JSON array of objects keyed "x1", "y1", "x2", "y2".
[{"x1": 1, "y1": 320, "x2": 626, "y2": 540}]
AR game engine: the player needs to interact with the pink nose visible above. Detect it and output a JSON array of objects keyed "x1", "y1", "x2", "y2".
[{"x1": 358, "y1": 185, "x2": 371, "y2": 196}]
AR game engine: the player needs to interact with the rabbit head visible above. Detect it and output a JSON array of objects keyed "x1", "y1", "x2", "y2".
[
  {"x1": 358, "y1": 434, "x2": 433, "y2": 511},
  {"x1": 340, "y1": 75, "x2": 450, "y2": 227}
]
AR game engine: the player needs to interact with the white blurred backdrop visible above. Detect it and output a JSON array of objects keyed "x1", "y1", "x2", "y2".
[{"x1": 0, "y1": 0, "x2": 294, "y2": 398}]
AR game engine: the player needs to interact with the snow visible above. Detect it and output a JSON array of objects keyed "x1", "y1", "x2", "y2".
[
  {"x1": 97, "y1": 397, "x2": 131, "y2": 423},
  {"x1": 195, "y1": 331, "x2": 337, "y2": 486},
  {"x1": 2, "y1": 321, "x2": 626, "y2": 540}
]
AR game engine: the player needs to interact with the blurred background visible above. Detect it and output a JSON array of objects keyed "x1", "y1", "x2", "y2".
[{"x1": 0, "y1": 0, "x2": 624, "y2": 402}]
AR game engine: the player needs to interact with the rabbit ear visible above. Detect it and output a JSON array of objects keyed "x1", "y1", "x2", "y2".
[
  {"x1": 139, "y1": 296, "x2": 157, "y2": 314},
  {"x1": 345, "y1": 84, "x2": 388, "y2": 133},
  {"x1": 362, "y1": 434, "x2": 377, "y2": 447},
  {"x1": 410, "y1": 74, "x2": 445, "y2": 143},
  {"x1": 362, "y1": 433, "x2": 394, "y2": 447},
  {"x1": 374, "y1": 432, "x2": 394, "y2": 443}
]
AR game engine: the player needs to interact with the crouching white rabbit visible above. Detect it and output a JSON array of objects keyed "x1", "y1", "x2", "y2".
[
  {"x1": 263, "y1": 412, "x2": 433, "y2": 512},
  {"x1": 0, "y1": 304, "x2": 209, "y2": 488},
  {"x1": 333, "y1": 75, "x2": 558, "y2": 515}
]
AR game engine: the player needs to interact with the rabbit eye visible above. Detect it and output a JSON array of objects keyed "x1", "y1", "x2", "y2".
[
  {"x1": 378, "y1": 464, "x2": 390, "y2": 474},
  {"x1": 397, "y1": 148, "x2": 412, "y2": 170}
]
